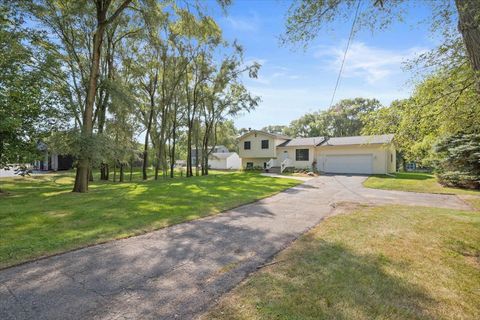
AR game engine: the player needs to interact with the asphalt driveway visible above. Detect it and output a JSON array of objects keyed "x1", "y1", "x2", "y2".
[{"x1": 0, "y1": 175, "x2": 470, "y2": 320}]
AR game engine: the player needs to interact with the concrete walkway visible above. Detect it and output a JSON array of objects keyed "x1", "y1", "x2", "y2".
[{"x1": 0, "y1": 175, "x2": 470, "y2": 320}]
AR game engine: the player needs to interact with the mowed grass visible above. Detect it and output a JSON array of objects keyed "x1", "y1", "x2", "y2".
[
  {"x1": 0, "y1": 170, "x2": 300, "y2": 268},
  {"x1": 364, "y1": 172, "x2": 480, "y2": 195},
  {"x1": 206, "y1": 205, "x2": 480, "y2": 320}
]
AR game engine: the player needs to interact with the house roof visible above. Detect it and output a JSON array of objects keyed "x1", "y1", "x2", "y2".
[
  {"x1": 238, "y1": 130, "x2": 290, "y2": 141},
  {"x1": 277, "y1": 136, "x2": 326, "y2": 147},
  {"x1": 210, "y1": 152, "x2": 236, "y2": 159},
  {"x1": 320, "y1": 134, "x2": 394, "y2": 146}
]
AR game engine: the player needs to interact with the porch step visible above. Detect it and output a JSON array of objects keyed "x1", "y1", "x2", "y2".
[{"x1": 265, "y1": 166, "x2": 281, "y2": 174}]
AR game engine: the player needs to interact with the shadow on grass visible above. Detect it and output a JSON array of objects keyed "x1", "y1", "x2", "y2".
[
  {"x1": 0, "y1": 172, "x2": 300, "y2": 268},
  {"x1": 215, "y1": 237, "x2": 436, "y2": 319},
  {"x1": 0, "y1": 199, "x2": 295, "y2": 319}
]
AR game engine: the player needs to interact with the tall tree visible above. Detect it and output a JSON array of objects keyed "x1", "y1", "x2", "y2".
[
  {"x1": 73, "y1": 0, "x2": 132, "y2": 192},
  {"x1": 27, "y1": 0, "x2": 132, "y2": 192}
]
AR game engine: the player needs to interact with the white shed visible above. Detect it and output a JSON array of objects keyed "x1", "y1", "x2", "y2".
[{"x1": 208, "y1": 152, "x2": 241, "y2": 170}]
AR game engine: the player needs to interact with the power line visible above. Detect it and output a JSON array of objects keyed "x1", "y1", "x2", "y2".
[{"x1": 328, "y1": 0, "x2": 362, "y2": 109}]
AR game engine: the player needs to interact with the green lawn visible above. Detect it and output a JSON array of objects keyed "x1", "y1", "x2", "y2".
[
  {"x1": 205, "y1": 205, "x2": 480, "y2": 320},
  {"x1": 0, "y1": 171, "x2": 300, "y2": 269},
  {"x1": 364, "y1": 172, "x2": 480, "y2": 195}
]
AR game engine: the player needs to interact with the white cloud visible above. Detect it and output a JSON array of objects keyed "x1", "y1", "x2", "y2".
[
  {"x1": 315, "y1": 41, "x2": 428, "y2": 84},
  {"x1": 224, "y1": 12, "x2": 260, "y2": 32}
]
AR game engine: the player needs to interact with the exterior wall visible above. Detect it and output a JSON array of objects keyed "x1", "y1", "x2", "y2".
[
  {"x1": 276, "y1": 146, "x2": 316, "y2": 170},
  {"x1": 225, "y1": 153, "x2": 241, "y2": 169},
  {"x1": 208, "y1": 158, "x2": 227, "y2": 169},
  {"x1": 387, "y1": 145, "x2": 396, "y2": 173},
  {"x1": 316, "y1": 144, "x2": 395, "y2": 174},
  {"x1": 238, "y1": 132, "x2": 287, "y2": 159},
  {"x1": 209, "y1": 153, "x2": 241, "y2": 170},
  {"x1": 241, "y1": 157, "x2": 271, "y2": 169}
]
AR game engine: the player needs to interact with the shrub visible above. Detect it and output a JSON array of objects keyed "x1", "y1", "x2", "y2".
[{"x1": 434, "y1": 133, "x2": 480, "y2": 189}]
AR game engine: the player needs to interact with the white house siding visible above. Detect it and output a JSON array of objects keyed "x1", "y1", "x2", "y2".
[
  {"x1": 209, "y1": 153, "x2": 241, "y2": 170},
  {"x1": 276, "y1": 146, "x2": 316, "y2": 170},
  {"x1": 238, "y1": 131, "x2": 288, "y2": 160},
  {"x1": 225, "y1": 153, "x2": 241, "y2": 169},
  {"x1": 316, "y1": 145, "x2": 395, "y2": 174},
  {"x1": 209, "y1": 158, "x2": 227, "y2": 169}
]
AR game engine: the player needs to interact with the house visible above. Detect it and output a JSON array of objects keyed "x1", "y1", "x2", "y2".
[
  {"x1": 238, "y1": 130, "x2": 396, "y2": 174},
  {"x1": 208, "y1": 152, "x2": 241, "y2": 170},
  {"x1": 33, "y1": 142, "x2": 74, "y2": 171},
  {"x1": 191, "y1": 145, "x2": 229, "y2": 166}
]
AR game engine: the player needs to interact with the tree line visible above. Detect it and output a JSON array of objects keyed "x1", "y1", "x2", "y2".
[{"x1": 1, "y1": 0, "x2": 259, "y2": 193}]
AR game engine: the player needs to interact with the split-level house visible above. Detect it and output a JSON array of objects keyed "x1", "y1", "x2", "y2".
[{"x1": 238, "y1": 130, "x2": 396, "y2": 174}]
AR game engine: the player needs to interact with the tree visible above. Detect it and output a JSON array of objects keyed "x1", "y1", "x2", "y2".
[
  {"x1": 0, "y1": 4, "x2": 63, "y2": 170},
  {"x1": 283, "y1": 0, "x2": 480, "y2": 95},
  {"x1": 261, "y1": 125, "x2": 288, "y2": 135},
  {"x1": 27, "y1": 0, "x2": 132, "y2": 192},
  {"x1": 73, "y1": 0, "x2": 132, "y2": 192},
  {"x1": 283, "y1": 98, "x2": 380, "y2": 137},
  {"x1": 434, "y1": 133, "x2": 480, "y2": 189}
]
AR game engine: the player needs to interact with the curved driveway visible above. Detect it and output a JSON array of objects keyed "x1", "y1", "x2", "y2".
[{"x1": 0, "y1": 175, "x2": 470, "y2": 320}]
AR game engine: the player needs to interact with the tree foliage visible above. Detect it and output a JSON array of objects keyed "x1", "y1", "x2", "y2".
[
  {"x1": 0, "y1": 4, "x2": 64, "y2": 169},
  {"x1": 283, "y1": 98, "x2": 381, "y2": 137},
  {"x1": 434, "y1": 133, "x2": 480, "y2": 189},
  {"x1": 8, "y1": 0, "x2": 257, "y2": 190}
]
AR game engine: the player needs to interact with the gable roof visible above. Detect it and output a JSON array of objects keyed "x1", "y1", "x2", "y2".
[
  {"x1": 238, "y1": 130, "x2": 290, "y2": 141},
  {"x1": 278, "y1": 136, "x2": 326, "y2": 147},
  {"x1": 320, "y1": 134, "x2": 394, "y2": 146}
]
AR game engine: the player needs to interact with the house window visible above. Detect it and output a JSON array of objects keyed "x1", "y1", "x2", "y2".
[
  {"x1": 296, "y1": 149, "x2": 309, "y2": 161},
  {"x1": 244, "y1": 141, "x2": 251, "y2": 150},
  {"x1": 246, "y1": 162, "x2": 253, "y2": 169},
  {"x1": 261, "y1": 140, "x2": 269, "y2": 149}
]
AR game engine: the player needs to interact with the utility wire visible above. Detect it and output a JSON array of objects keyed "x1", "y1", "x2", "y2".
[{"x1": 328, "y1": 0, "x2": 362, "y2": 109}]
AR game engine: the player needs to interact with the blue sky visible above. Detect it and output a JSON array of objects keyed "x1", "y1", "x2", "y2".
[{"x1": 210, "y1": 0, "x2": 445, "y2": 130}]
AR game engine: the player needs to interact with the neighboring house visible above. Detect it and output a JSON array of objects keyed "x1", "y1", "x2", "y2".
[
  {"x1": 34, "y1": 142, "x2": 74, "y2": 171},
  {"x1": 208, "y1": 152, "x2": 241, "y2": 170},
  {"x1": 191, "y1": 145, "x2": 229, "y2": 166},
  {"x1": 238, "y1": 130, "x2": 396, "y2": 174},
  {"x1": 175, "y1": 160, "x2": 187, "y2": 167}
]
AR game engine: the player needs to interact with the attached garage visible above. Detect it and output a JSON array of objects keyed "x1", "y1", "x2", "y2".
[
  {"x1": 316, "y1": 134, "x2": 396, "y2": 175},
  {"x1": 323, "y1": 154, "x2": 373, "y2": 174}
]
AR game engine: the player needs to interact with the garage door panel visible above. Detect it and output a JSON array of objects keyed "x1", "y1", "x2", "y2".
[{"x1": 323, "y1": 154, "x2": 373, "y2": 174}]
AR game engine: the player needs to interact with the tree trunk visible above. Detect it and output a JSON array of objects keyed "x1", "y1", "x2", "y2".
[
  {"x1": 73, "y1": 5, "x2": 108, "y2": 193},
  {"x1": 154, "y1": 149, "x2": 160, "y2": 180},
  {"x1": 456, "y1": 0, "x2": 480, "y2": 94},
  {"x1": 119, "y1": 163, "x2": 124, "y2": 182},
  {"x1": 113, "y1": 160, "x2": 117, "y2": 182},
  {"x1": 186, "y1": 122, "x2": 193, "y2": 177},
  {"x1": 142, "y1": 105, "x2": 154, "y2": 180},
  {"x1": 130, "y1": 159, "x2": 133, "y2": 181},
  {"x1": 170, "y1": 122, "x2": 177, "y2": 178}
]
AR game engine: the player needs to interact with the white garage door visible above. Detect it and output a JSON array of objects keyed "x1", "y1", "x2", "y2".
[{"x1": 323, "y1": 154, "x2": 373, "y2": 174}]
